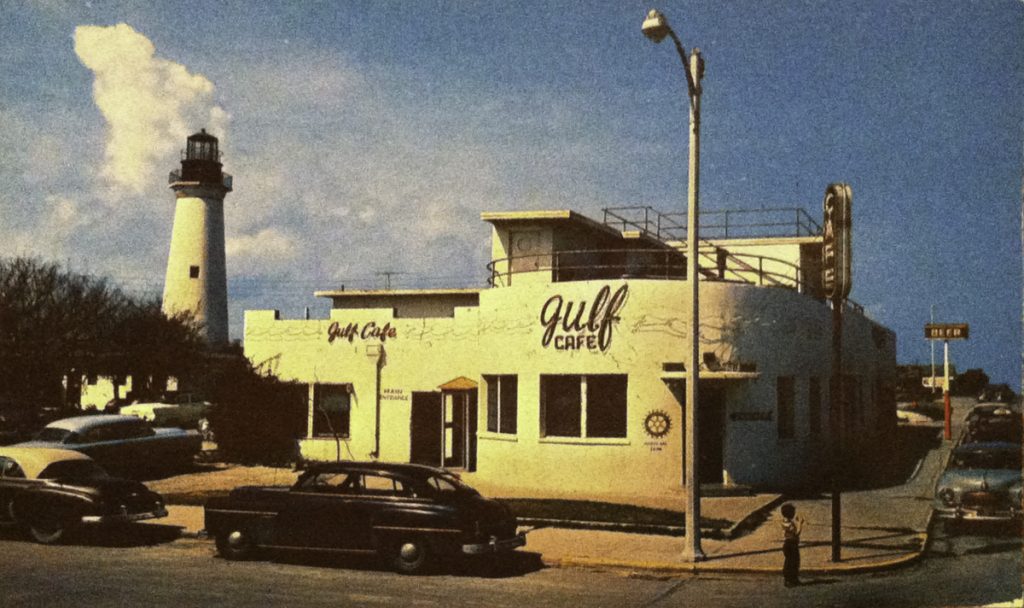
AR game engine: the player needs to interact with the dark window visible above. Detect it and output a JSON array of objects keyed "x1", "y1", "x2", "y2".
[
  {"x1": 484, "y1": 375, "x2": 518, "y2": 434},
  {"x1": 312, "y1": 384, "x2": 350, "y2": 438},
  {"x1": 586, "y1": 375, "x2": 627, "y2": 438},
  {"x1": 541, "y1": 374, "x2": 627, "y2": 438},
  {"x1": 808, "y1": 377, "x2": 821, "y2": 436},
  {"x1": 189, "y1": 265, "x2": 200, "y2": 279},
  {"x1": 360, "y1": 474, "x2": 413, "y2": 496},
  {"x1": 777, "y1": 376, "x2": 795, "y2": 440},
  {"x1": 541, "y1": 375, "x2": 582, "y2": 437},
  {"x1": 38, "y1": 460, "x2": 109, "y2": 480}
]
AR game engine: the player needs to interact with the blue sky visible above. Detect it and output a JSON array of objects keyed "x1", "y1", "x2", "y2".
[{"x1": 1, "y1": 1, "x2": 1021, "y2": 388}]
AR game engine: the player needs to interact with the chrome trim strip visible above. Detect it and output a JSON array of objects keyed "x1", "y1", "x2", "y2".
[
  {"x1": 373, "y1": 525, "x2": 462, "y2": 534},
  {"x1": 205, "y1": 508, "x2": 278, "y2": 517}
]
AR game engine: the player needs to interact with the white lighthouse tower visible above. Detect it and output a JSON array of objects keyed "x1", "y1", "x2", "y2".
[{"x1": 162, "y1": 129, "x2": 231, "y2": 346}]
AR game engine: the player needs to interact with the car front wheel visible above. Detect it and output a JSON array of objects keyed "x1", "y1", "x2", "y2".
[
  {"x1": 28, "y1": 514, "x2": 68, "y2": 544},
  {"x1": 389, "y1": 537, "x2": 430, "y2": 574},
  {"x1": 215, "y1": 528, "x2": 256, "y2": 560}
]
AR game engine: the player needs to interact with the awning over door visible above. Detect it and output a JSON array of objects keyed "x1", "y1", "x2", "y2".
[{"x1": 437, "y1": 376, "x2": 478, "y2": 391}]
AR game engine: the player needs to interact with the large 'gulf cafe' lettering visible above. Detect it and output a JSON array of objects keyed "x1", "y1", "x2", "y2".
[
  {"x1": 327, "y1": 321, "x2": 397, "y2": 344},
  {"x1": 540, "y1": 284, "x2": 628, "y2": 352}
]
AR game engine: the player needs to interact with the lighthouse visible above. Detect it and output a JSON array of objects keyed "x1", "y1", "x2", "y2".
[{"x1": 162, "y1": 129, "x2": 231, "y2": 346}]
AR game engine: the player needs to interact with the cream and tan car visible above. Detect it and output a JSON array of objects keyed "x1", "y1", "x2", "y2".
[{"x1": 0, "y1": 447, "x2": 167, "y2": 543}]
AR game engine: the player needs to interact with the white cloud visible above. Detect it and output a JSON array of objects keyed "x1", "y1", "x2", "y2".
[
  {"x1": 73, "y1": 23, "x2": 229, "y2": 196},
  {"x1": 226, "y1": 228, "x2": 298, "y2": 276}
]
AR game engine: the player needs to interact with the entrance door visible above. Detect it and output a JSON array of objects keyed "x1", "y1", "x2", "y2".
[
  {"x1": 442, "y1": 390, "x2": 478, "y2": 471},
  {"x1": 410, "y1": 392, "x2": 442, "y2": 466},
  {"x1": 698, "y1": 384, "x2": 725, "y2": 484}
]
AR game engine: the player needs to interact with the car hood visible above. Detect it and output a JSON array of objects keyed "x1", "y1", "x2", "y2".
[{"x1": 938, "y1": 468, "x2": 1021, "y2": 492}]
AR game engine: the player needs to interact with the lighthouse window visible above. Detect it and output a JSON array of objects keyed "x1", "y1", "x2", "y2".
[
  {"x1": 189, "y1": 265, "x2": 200, "y2": 279},
  {"x1": 540, "y1": 374, "x2": 627, "y2": 439}
]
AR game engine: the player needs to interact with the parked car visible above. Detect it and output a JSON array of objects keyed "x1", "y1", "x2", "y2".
[
  {"x1": 977, "y1": 384, "x2": 1016, "y2": 403},
  {"x1": 14, "y1": 415, "x2": 202, "y2": 473},
  {"x1": 205, "y1": 461, "x2": 526, "y2": 573},
  {"x1": 0, "y1": 447, "x2": 167, "y2": 543},
  {"x1": 119, "y1": 401, "x2": 210, "y2": 430},
  {"x1": 963, "y1": 405, "x2": 1021, "y2": 444},
  {"x1": 934, "y1": 442, "x2": 1022, "y2": 525}
]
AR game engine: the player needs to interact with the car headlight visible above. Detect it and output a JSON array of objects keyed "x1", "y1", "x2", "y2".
[{"x1": 938, "y1": 488, "x2": 957, "y2": 506}]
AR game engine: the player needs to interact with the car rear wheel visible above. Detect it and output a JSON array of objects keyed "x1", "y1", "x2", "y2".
[
  {"x1": 215, "y1": 528, "x2": 255, "y2": 560},
  {"x1": 389, "y1": 537, "x2": 430, "y2": 574},
  {"x1": 28, "y1": 514, "x2": 68, "y2": 545}
]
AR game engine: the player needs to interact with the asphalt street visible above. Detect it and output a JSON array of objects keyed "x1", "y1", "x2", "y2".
[{"x1": 0, "y1": 521, "x2": 1018, "y2": 608}]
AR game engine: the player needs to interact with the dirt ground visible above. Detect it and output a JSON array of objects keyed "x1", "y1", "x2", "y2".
[{"x1": 146, "y1": 462, "x2": 298, "y2": 503}]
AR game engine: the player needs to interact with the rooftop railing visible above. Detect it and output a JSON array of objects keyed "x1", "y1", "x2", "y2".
[
  {"x1": 487, "y1": 246, "x2": 808, "y2": 291},
  {"x1": 602, "y1": 206, "x2": 823, "y2": 241}
]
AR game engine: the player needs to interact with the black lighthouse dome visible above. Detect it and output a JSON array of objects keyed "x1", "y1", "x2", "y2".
[{"x1": 179, "y1": 128, "x2": 223, "y2": 184}]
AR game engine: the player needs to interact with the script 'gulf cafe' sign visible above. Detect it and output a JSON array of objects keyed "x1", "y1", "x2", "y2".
[{"x1": 539, "y1": 284, "x2": 628, "y2": 352}]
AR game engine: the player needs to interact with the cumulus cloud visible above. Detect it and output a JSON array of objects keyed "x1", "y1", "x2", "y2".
[
  {"x1": 226, "y1": 228, "x2": 299, "y2": 276},
  {"x1": 74, "y1": 23, "x2": 229, "y2": 195}
]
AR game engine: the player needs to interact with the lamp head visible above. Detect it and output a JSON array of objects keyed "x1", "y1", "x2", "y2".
[{"x1": 641, "y1": 9, "x2": 671, "y2": 43}]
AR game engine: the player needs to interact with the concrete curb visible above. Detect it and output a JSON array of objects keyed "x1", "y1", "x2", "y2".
[
  {"x1": 723, "y1": 494, "x2": 785, "y2": 539},
  {"x1": 541, "y1": 531, "x2": 929, "y2": 576}
]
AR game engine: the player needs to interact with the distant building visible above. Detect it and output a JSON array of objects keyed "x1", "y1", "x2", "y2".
[{"x1": 244, "y1": 206, "x2": 897, "y2": 496}]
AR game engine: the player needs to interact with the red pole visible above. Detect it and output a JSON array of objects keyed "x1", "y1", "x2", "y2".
[
  {"x1": 943, "y1": 339, "x2": 952, "y2": 441},
  {"x1": 944, "y1": 390, "x2": 952, "y2": 441}
]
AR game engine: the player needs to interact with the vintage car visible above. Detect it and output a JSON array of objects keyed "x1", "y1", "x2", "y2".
[
  {"x1": 14, "y1": 415, "x2": 202, "y2": 473},
  {"x1": 963, "y1": 405, "x2": 1021, "y2": 444},
  {"x1": 119, "y1": 401, "x2": 211, "y2": 430},
  {"x1": 205, "y1": 461, "x2": 526, "y2": 573},
  {"x1": 0, "y1": 447, "x2": 167, "y2": 543},
  {"x1": 934, "y1": 441, "x2": 1022, "y2": 525}
]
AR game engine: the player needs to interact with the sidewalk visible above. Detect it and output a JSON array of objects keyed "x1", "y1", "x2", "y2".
[{"x1": 146, "y1": 422, "x2": 950, "y2": 575}]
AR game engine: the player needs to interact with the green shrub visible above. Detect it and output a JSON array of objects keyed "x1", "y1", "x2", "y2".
[{"x1": 205, "y1": 357, "x2": 307, "y2": 465}]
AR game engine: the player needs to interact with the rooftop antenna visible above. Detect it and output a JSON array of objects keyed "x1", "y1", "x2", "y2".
[{"x1": 375, "y1": 270, "x2": 407, "y2": 290}]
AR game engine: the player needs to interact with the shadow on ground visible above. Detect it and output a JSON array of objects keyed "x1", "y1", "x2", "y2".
[
  {"x1": 0, "y1": 522, "x2": 182, "y2": 548},
  {"x1": 230, "y1": 547, "x2": 546, "y2": 579}
]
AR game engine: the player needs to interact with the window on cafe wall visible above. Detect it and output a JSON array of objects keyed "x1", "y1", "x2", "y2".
[
  {"x1": 540, "y1": 374, "x2": 627, "y2": 438},
  {"x1": 808, "y1": 377, "x2": 821, "y2": 437},
  {"x1": 313, "y1": 384, "x2": 351, "y2": 438},
  {"x1": 777, "y1": 376, "x2": 795, "y2": 440},
  {"x1": 484, "y1": 375, "x2": 518, "y2": 434}
]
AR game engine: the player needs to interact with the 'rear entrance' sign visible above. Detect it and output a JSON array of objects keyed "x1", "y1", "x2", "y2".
[
  {"x1": 822, "y1": 183, "x2": 852, "y2": 301},
  {"x1": 925, "y1": 323, "x2": 969, "y2": 340}
]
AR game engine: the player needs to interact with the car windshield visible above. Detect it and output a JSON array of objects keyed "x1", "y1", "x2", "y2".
[
  {"x1": 428, "y1": 472, "x2": 478, "y2": 496},
  {"x1": 34, "y1": 427, "x2": 73, "y2": 442},
  {"x1": 37, "y1": 460, "x2": 110, "y2": 480},
  {"x1": 951, "y1": 450, "x2": 1021, "y2": 470}
]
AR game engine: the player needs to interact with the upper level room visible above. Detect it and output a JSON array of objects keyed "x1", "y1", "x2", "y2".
[{"x1": 484, "y1": 205, "x2": 827, "y2": 300}]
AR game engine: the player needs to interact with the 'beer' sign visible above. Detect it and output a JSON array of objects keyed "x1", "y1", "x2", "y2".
[{"x1": 925, "y1": 323, "x2": 969, "y2": 340}]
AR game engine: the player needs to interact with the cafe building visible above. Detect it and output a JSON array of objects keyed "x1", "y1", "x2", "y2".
[{"x1": 243, "y1": 206, "x2": 896, "y2": 497}]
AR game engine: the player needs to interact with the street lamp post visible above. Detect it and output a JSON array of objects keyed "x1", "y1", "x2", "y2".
[{"x1": 642, "y1": 8, "x2": 706, "y2": 563}]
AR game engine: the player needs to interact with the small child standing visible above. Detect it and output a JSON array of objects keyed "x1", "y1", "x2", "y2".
[{"x1": 780, "y1": 503, "x2": 804, "y2": 587}]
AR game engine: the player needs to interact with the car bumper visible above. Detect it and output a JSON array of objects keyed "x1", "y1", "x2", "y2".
[
  {"x1": 934, "y1": 507, "x2": 1020, "y2": 522},
  {"x1": 462, "y1": 532, "x2": 526, "y2": 555},
  {"x1": 82, "y1": 506, "x2": 169, "y2": 524}
]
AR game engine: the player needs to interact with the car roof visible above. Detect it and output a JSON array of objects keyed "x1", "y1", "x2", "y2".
[
  {"x1": 44, "y1": 414, "x2": 144, "y2": 432},
  {"x1": 302, "y1": 461, "x2": 447, "y2": 478},
  {"x1": 0, "y1": 447, "x2": 92, "y2": 479}
]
